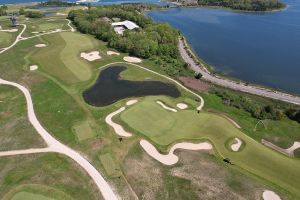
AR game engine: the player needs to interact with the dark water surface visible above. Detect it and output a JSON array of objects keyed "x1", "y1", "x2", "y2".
[
  {"x1": 147, "y1": 0, "x2": 300, "y2": 94},
  {"x1": 83, "y1": 66, "x2": 180, "y2": 106}
]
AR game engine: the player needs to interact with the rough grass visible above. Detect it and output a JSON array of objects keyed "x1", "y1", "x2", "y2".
[
  {"x1": 124, "y1": 143, "x2": 291, "y2": 200},
  {"x1": 120, "y1": 96, "x2": 300, "y2": 198},
  {"x1": 0, "y1": 85, "x2": 45, "y2": 151},
  {"x1": 0, "y1": 154, "x2": 101, "y2": 200}
]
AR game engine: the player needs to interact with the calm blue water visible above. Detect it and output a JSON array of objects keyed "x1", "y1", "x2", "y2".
[
  {"x1": 0, "y1": 0, "x2": 167, "y2": 6},
  {"x1": 148, "y1": 0, "x2": 300, "y2": 94}
]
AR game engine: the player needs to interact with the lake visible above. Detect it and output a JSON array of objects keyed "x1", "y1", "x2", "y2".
[
  {"x1": 0, "y1": 0, "x2": 168, "y2": 6},
  {"x1": 83, "y1": 66, "x2": 180, "y2": 106},
  {"x1": 147, "y1": 0, "x2": 300, "y2": 95}
]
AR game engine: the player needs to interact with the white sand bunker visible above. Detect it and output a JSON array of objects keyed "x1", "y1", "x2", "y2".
[
  {"x1": 156, "y1": 101, "x2": 177, "y2": 112},
  {"x1": 123, "y1": 56, "x2": 142, "y2": 63},
  {"x1": 140, "y1": 139, "x2": 212, "y2": 165},
  {"x1": 126, "y1": 99, "x2": 138, "y2": 106},
  {"x1": 56, "y1": 12, "x2": 67, "y2": 16},
  {"x1": 176, "y1": 103, "x2": 188, "y2": 110},
  {"x1": 80, "y1": 51, "x2": 101, "y2": 62},
  {"x1": 231, "y1": 138, "x2": 242, "y2": 152},
  {"x1": 29, "y1": 65, "x2": 38, "y2": 71},
  {"x1": 263, "y1": 190, "x2": 281, "y2": 200},
  {"x1": 107, "y1": 51, "x2": 120, "y2": 56},
  {"x1": 32, "y1": 31, "x2": 39, "y2": 34},
  {"x1": 105, "y1": 107, "x2": 132, "y2": 137},
  {"x1": 35, "y1": 44, "x2": 47, "y2": 48},
  {"x1": 286, "y1": 141, "x2": 300, "y2": 154},
  {"x1": 0, "y1": 29, "x2": 18, "y2": 32}
]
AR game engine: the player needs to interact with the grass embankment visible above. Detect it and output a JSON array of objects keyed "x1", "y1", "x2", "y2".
[{"x1": 120, "y1": 96, "x2": 300, "y2": 198}]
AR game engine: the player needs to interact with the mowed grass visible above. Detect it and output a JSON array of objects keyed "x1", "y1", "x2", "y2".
[
  {"x1": 31, "y1": 32, "x2": 101, "y2": 84},
  {"x1": 99, "y1": 153, "x2": 121, "y2": 177},
  {"x1": 72, "y1": 121, "x2": 95, "y2": 141},
  {"x1": 0, "y1": 32, "x2": 13, "y2": 48},
  {"x1": 120, "y1": 96, "x2": 300, "y2": 198},
  {"x1": 22, "y1": 18, "x2": 69, "y2": 37}
]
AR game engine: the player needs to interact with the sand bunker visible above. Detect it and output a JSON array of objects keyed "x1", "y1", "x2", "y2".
[
  {"x1": 107, "y1": 51, "x2": 120, "y2": 56},
  {"x1": 126, "y1": 99, "x2": 138, "y2": 106},
  {"x1": 123, "y1": 56, "x2": 142, "y2": 63},
  {"x1": 156, "y1": 101, "x2": 177, "y2": 112},
  {"x1": 140, "y1": 139, "x2": 212, "y2": 165},
  {"x1": 105, "y1": 107, "x2": 132, "y2": 137},
  {"x1": 176, "y1": 103, "x2": 188, "y2": 110},
  {"x1": 81, "y1": 51, "x2": 101, "y2": 62},
  {"x1": 231, "y1": 138, "x2": 242, "y2": 151},
  {"x1": 0, "y1": 29, "x2": 18, "y2": 32},
  {"x1": 32, "y1": 31, "x2": 39, "y2": 34},
  {"x1": 286, "y1": 142, "x2": 300, "y2": 154},
  {"x1": 262, "y1": 190, "x2": 281, "y2": 200},
  {"x1": 56, "y1": 12, "x2": 67, "y2": 16},
  {"x1": 29, "y1": 65, "x2": 38, "y2": 71},
  {"x1": 35, "y1": 44, "x2": 47, "y2": 48}
]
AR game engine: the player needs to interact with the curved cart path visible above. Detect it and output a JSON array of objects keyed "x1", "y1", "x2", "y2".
[
  {"x1": 0, "y1": 22, "x2": 118, "y2": 200},
  {"x1": 179, "y1": 39, "x2": 300, "y2": 105}
]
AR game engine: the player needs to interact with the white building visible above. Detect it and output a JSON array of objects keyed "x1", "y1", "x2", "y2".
[{"x1": 111, "y1": 20, "x2": 139, "y2": 35}]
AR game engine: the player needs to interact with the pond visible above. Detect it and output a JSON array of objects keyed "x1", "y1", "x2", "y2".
[{"x1": 83, "y1": 66, "x2": 180, "y2": 107}]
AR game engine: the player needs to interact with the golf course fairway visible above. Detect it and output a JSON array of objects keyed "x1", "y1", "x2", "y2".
[{"x1": 120, "y1": 97, "x2": 300, "y2": 197}]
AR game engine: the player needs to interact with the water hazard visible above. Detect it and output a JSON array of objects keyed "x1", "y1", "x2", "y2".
[{"x1": 83, "y1": 66, "x2": 180, "y2": 106}]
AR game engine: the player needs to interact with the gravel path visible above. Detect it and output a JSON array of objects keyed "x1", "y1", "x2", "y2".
[{"x1": 179, "y1": 39, "x2": 300, "y2": 105}]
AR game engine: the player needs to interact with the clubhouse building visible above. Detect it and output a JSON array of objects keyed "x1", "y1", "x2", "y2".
[{"x1": 111, "y1": 20, "x2": 139, "y2": 35}]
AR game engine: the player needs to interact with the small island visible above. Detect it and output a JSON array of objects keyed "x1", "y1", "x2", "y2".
[{"x1": 168, "y1": 0, "x2": 286, "y2": 11}]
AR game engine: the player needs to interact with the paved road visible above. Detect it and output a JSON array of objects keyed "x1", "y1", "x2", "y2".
[
  {"x1": 178, "y1": 39, "x2": 300, "y2": 105},
  {"x1": 0, "y1": 23, "x2": 118, "y2": 200}
]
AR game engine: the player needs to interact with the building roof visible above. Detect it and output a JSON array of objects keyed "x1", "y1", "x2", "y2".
[{"x1": 111, "y1": 20, "x2": 139, "y2": 30}]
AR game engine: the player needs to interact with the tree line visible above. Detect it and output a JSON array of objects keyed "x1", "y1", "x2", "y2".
[
  {"x1": 172, "y1": 0, "x2": 285, "y2": 11},
  {"x1": 215, "y1": 89, "x2": 300, "y2": 123},
  {"x1": 0, "y1": 5, "x2": 8, "y2": 16},
  {"x1": 68, "y1": 4, "x2": 191, "y2": 76}
]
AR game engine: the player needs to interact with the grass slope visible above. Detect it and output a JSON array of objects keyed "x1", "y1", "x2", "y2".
[{"x1": 121, "y1": 96, "x2": 300, "y2": 198}]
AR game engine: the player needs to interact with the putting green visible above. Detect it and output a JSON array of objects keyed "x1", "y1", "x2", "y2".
[
  {"x1": 11, "y1": 192, "x2": 55, "y2": 200},
  {"x1": 121, "y1": 96, "x2": 300, "y2": 197}
]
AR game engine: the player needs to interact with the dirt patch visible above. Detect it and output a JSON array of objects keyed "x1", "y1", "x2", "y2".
[{"x1": 177, "y1": 76, "x2": 211, "y2": 92}]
